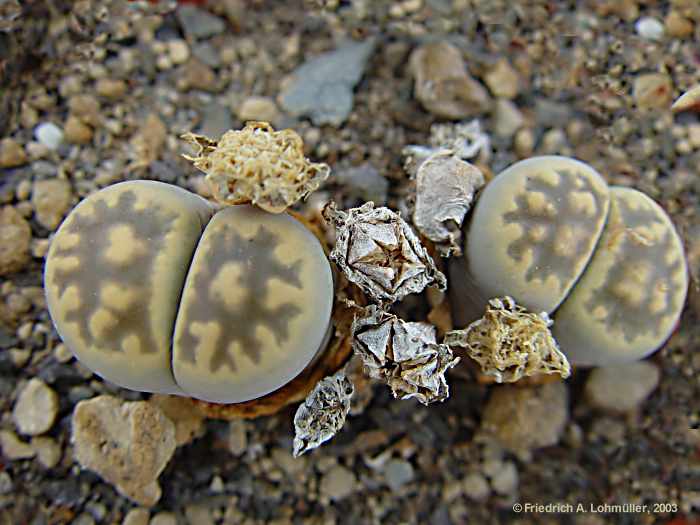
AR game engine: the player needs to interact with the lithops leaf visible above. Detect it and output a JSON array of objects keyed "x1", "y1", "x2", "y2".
[
  {"x1": 466, "y1": 156, "x2": 610, "y2": 313},
  {"x1": 172, "y1": 205, "x2": 334, "y2": 403},
  {"x1": 45, "y1": 181, "x2": 214, "y2": 395},
  {"x1": 553, "y1": 187, "x2": 688, "y2": 366}
]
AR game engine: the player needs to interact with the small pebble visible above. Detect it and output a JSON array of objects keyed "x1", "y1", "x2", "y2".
[
  {"x1": 633, "y1": 73, "x2": 672, "y2": 110},
  {"x1": 489, "y1": 461, "x2": 518, "y2": 495},
  {"x1": 0, "y1": 206, "x2": 32, "y2": 276},
  {"x1": 176, "y1": 5, "x2": 225, "y2": 40},
  {"x1": 227, "y1": 419, "x2": 248, "y2": 456},
  {"x1": 31, "y1": 436, "x2": 62, "y2": 468},
  {"x1": 32, "y1": 179, "x2": 73, "y2": 230},
  {"x1": 462, "y1": 472, "x2": 490, "y2": 501},
  {"x1": 383, "y1": 458, "x2": 415, "y2": 492},
  {"x1": 95, "y1": 78, "x2": 127, "y2": 100},
  {"x1": 0, "y1": 430, "x2": 36, "y2": 460},
  {"x1": 320, "y1": 465, "x2": 357, "y2": 501},
  {"x1": 150, "y1": 512, "x2": 177, "y2": 525},
  {"x1": 493, "y1": 99, "x2": 525, "y2": 138},
  {"x1": 122, "y1": 508, "x2": 150, "y2": 525},
  {"x1": 635, "y1": 17, "x2": 665, "y2": 41},
  {"x1": 585, "y1": 362, "x2": 660, "y2": 412},
  {"x1": 184, "y1": 505, "x2": 214, "y2": 525},
  {"x1": 0, "y1": 138, "x2": 27, "y2": 168},
  {"x1": 64, "y1": 115, "x2": 93, "y2": 145},
  {"x1": 0, "y1": 472, "x2": 12, "y2": 495},
  {"x1": 665, "y1": 11, "x2": 694, "y2": 39},
  {"x1": 237, "y1": 96, "x2": 280, "y2": 124},
  {"x1": 68, "y1": 95, "x2": 101, "y2": 126},
  {"x1": 13, "y1": 378, "x2": 59, "y2": 436},
  {"x1": 480, "y1": 382, "x2": 568, "y2": 459},
  {"x1": 168, "y1": 40, "x2": 190, "y2": 64},
  {"x1": 34, "y1": 122, "x2": 64, "y2": 150},
  {"x1": 483, "y1": 59, "x2": 520, "y2": 99}
]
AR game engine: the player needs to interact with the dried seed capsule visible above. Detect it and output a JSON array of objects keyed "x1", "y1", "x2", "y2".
[
  {"x1": 466, "y1": 156, "x2": 610, "y2": 313},
  {"x1": 552, "y1": 187, "x2": 688, "y2": 365},
  {"x1": 172, "y1": 205, "x2": 333, "y2": 403},
  {"x1": 44, "y1": 181, "x2": 214, "y2": 395},
  {"x1": 45, "y1": 181, "x2": 334, "y2": 403}
]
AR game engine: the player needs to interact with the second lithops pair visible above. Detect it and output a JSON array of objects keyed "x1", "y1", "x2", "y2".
[{"x1": 458, "y1": 156, "x2": 688, "y2": 366}]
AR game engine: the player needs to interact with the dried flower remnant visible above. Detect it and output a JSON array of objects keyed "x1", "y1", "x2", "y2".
[
  {"x1": 323, "y1": 202, "x2": 447, "y2": 304},
  {"x1": 412, "y1": 152, "x2": 485, "y2": 257},
  {"x1": 351, "y1": 306, "x2": 459, "y2": 405},
  {"x1": 671, "y1": 85, "x2": 700, "y2": 113},
  {"x1": 182, "y1": 121, "x2": 330, "y2": 213},
  {"x1": 292, "y1": 367, "x2": 354, "y2": 457},
  {"x1": 402, "y1": 119, "x2": 491, "y2": 176},
  {"x1": 444, "y1": 297, "x2": 570, "y2": 383}
]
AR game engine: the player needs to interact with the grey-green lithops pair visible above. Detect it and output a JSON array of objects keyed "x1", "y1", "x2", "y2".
[
  {"x1": 44, "y1": 181, "x2": 334, "y2": 403},
  {"x1": 462, "y1": 156, "x2": 688, "y2": 366}
]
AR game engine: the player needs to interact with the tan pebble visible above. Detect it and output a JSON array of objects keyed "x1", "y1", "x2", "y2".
[
  {"x1": 585, "y1": 362, "x2": 660, "y2": 412},
  {"x1": 68, "y1": 95, "x2": 101, "y2": 127},
  {"x1": 64, "y1": 115, "x2": 93, "y2": 145},
  {"x1": 72, "y1": 395, "x2": 177, "y2": 506},
  {"x1": 409, "y1": 41, "x2": 490, "y2": 119},
  {"x1": 514, "y1": 128, "x2": 535, "y2": 158},
  {"x1": 10, "y1": 349, "x2": 31, "y2": 367},
  {"x1": 0, "y1": 206, "x2": 32, "y2": 276},
  {"x1": 665, "y1": 10, "x2": 694, "y2": 38},
  {"x1": 122, "y1": 508, "x2": 150, "y2": 525},
  {"x1": 7, "y1": 293, "x2": 30, "y2": 315},
  {"x1": 484, "y1": 59, "x2": 520, "y2": 99},
  {"x1": 26, "y1": 142, "x2": 49, "y2": 160},
  {"x1": 31, "y1": 238, "x2": 49, "y2": 258},
  {"x1": 12, "y1": 378, "x2": 59, "y2": 436},
  {"x1": 633, "y1": 73, "x2": 673, "y2": 110},
  {"x1": 148, "y1": 395, "x2": 205, "y2": 447},
  {"x1": 493, "y1": 99, "x2": 524, "y2": 138},
  {"x1": 0, "y1": 138, "x2": 27, "y2": 168},
  {"x1": 237, "y1": 96, "x2": 280, "y2": 124},
  {"x1": 149, "y1": 512, "x2": 176, "y2": 525},
  {"x1": 688, "y1": 124, "x2": 700, "y2": 147},
  {"x1": 95, "y1": 78, "x2": 127, "y2": 100},
  {"x1": 30, "y1": 436, "x2": 62, "y2": 468},
  {"x1": 0, "y1": 430, "x2": 36, "y2": 460},
  {"x1": 179, "y1": 59, "x2": 217, "y2": 92},
  {"x1": 32, "y1": 179, "x2": 73, "y2": 230},
  {"x1": 15, "y1": 180, "x2": 32, "y2": 201},
  {"x1": 671, "y1": 85, "x2": 700, "y2": 113},
  {"x1": 54, "y1": 343, "x2": 74, "y2": 363},
  {"x1": 15, "y1": 201, "x2": 32, "y2": 218},
  {"x1": 480, "y1": 382, "x2": 568, "y2": 459},
  {"x1": 168, "y1": 40, "x2": 190, "y2": 64}
]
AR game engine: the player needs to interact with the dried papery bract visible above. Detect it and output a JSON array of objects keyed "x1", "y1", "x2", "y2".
[
  {"x1": 182, "y1": 121, "x2": 330, "y2": 213},
  {"x1": 293, "y1": 366, "x2": 354, "y2": 457},
  {"x1": 402, "y1": 119, "x2": 491, "y2": 177},
  {"x1": 323, "y1": 201, "x2": 447, "y2": 304},
  {"x1": 412, "y1": 152, "x2": 485, "y2": 257},
  {"x1": 445, "y1": 297, "x2": 570, "y2": 383},
  {"x1": 351, "y1": 305, "x2": 459, "y2": 405}
]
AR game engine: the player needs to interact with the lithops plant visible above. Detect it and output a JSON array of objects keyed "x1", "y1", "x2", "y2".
[
  {"x1": 552, "y1": 187, "x2": 688, "y2": 365},
  {"x1": 460, "y1": 155, "x2": 688, "y2": 366},
  {"x1": 44, "y1": 180, "x2": 335, "y2": 404},
  {"x1": 466, "y1": 156, "x2": 611, "y2": 313}
]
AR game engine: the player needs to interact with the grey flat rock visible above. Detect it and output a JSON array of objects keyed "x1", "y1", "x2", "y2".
[{"x1": 279, "y1": 39, "x2": 376, "y2": 126}]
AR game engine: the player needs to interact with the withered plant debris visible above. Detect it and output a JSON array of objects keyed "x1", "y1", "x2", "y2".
[
  {"x1": 351, "y1": 305, "x2": 459, "y2": 405},
  {"x1": 182, "y1": 121, "x2": 330, "y2": 213},
  {"x1": 293, "y1": 366, "x2": 354, "y2": 457},
  {"x1": 323, "y1": 201, "x2": 447, "y2": 304},
  {"x1": 412, "y1": 152, "x2": 485, "y2": 257},
  {"x1": 444, "y1": 296, "x2": 570, "y2": 383},
  {"x1": 402, "y1": 119, "x2": 491, "y2": 176}
]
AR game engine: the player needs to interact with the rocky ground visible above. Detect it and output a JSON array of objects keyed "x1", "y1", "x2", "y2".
[{"x1": 0, "y1": 1, "x2": 699, "y2": 524}]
